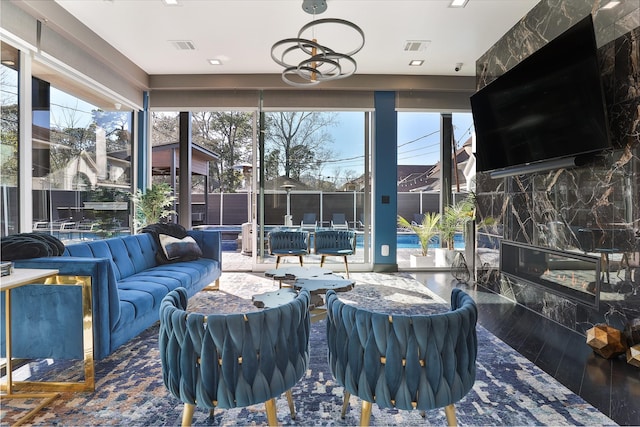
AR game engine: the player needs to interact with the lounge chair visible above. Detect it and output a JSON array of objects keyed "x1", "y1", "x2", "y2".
[
  {"x1": 331, "y1": 213, "x2": 348, "y2": 230},
  {"x1": 301, "y1": 213, "x2": 317, "y2": 231}
]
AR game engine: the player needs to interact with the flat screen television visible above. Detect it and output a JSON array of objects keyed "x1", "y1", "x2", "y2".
[{"x1": 470, "y1": 15, "x2": 611, "y2": 177}]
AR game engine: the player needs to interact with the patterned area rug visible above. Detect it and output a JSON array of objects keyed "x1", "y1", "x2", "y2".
[{"x1": 1, "y1": 272, "x2": 616, "y2": 426}]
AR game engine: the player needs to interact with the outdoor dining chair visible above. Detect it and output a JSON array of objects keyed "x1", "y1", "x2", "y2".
[
  {"x1": 326, "y1": 287, "x2": 478, "y2": 426},
  {"x1": 159, "y1": 287, "x2": 311, "y2": 426}
]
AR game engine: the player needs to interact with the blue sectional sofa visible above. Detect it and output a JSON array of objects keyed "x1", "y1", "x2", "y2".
[{"x1": 1, "y1": 230, "x2": 221, "y2": 362}]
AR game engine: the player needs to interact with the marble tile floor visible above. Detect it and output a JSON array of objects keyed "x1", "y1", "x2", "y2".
[
  {"x1": 414, "y1": 272, "x2": 639, "y2": 426},
  {"x1": 221, "y1": 250, "x2": 639, "y2": 425}
]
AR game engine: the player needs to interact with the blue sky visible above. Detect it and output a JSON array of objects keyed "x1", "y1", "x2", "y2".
[{"x1": 323, "y1": 111, "x2": 474, "y2": 177}]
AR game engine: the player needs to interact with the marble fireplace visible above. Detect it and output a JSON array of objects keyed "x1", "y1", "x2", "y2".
[{"x1": 474, "y1": 0, "x2": 639, "y2": 335}]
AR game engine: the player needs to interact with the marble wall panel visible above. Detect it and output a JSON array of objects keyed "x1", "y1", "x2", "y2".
[{"x1": 475, "y1": 0, "x2": 639, "y2": 336}]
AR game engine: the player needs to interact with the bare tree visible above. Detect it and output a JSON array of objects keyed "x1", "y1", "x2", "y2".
[
  {"x1": 151, "y1": 112, "x2": 179, "y2": 146},
  {"x1": 265, "y1": 112, "x2": 336, "y2": 181}
]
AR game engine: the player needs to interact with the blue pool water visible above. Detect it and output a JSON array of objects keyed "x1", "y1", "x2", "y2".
[
  {"x1": 356, "y1": 233, "x2": 465, "y2": 249},
  {"x1": 200, "y1": 225, "x2": 465, "y2": 251}
]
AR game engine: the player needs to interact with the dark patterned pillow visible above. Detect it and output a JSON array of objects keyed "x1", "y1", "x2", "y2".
[
  {"x1": 26, "y1": 233, "x2": 65, "y2": 256},
  {"x1": 158, "y1": 234, "x2": 202, "y2": 262},
  {"x1": 1, "y1": 235, "x2": 51, "y2": 260}
]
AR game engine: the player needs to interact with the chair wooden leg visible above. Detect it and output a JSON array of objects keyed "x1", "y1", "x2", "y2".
[
  {"x1": 264, "y1": 398, "x2": 278, "y2": 426},
  {"x1": 299, "y1": 255, "x2": 304, "y2": 266},
  {"x1": 286, "y1": 389, "x2": 296, "y2": 420},
  {"x1": 360, "y1": 400, "x2": 372, "y2": 426},
  {"x1": 341, "y1": 390, "x2": 351, "y2": 418},
  {"x1": 444, "y1": 404, "x2": 457, "y2": 426},
  {"x1": 276, "y1": 256, "x2": 281, "y2": 269},
  {"x1": 181, "y1": 403, "x2": 196, "y2": 427},
  {"x1": 343, "y1": 255, "x2": 350, "y2": 278},
  {"x1": 320, "y1": 255, "x2": 326, "y2": 267}
]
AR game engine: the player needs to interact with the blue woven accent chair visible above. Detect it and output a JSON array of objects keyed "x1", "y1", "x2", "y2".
[
  {"x1": 326, "y1": 288, "x2": 477, "y2": 426},
  {"x1": 314, "y1": 230, "x2": 356, "y2": 278},
  {"x1": 268, "y1": 230, "x2": 310, "y2": 269},
  {"x1": 159, "y1": 287, "x2": 311, "y2": 426}
]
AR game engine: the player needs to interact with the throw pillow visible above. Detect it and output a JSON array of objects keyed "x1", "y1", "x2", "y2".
[
  {"x1": 26, "y1": 232, "x2": 65, "y2": 256},
  {"x1": 1, "y1": 235, "x2": 51, "y2": 260},
  {"x1": 141, "y1": 223, "x2": 192, "y2": 264},
  {"x1": 158, "y1": 234, "x2": 202, "y2": 262}
]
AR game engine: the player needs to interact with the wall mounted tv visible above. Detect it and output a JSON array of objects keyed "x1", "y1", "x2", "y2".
[{"x1": 471, "y1": 14, "x2": 611, "y2": 178}]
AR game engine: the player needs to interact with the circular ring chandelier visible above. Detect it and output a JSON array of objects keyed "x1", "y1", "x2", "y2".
[{"x1": 271, "y1": 17, "x2": 365, "y2": 87}]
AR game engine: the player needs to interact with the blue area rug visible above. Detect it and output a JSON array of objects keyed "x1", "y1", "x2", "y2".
[{"x1": 1, "y1": 272, "x2": 616, "y2": 426}]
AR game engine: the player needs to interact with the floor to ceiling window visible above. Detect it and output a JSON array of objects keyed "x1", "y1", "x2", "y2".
[
  {"x1": 0, "y1": 42, "x2": 19, "y2": 237},
  {"x1": 258, "y1": 110, "x2": 371, "y2": 268},
  {"x1": 150, "y1": 109, "x2": 372, "y2": 269},
  {"x1": 31, "y1": 82, "x2": 133, "y2": 241},
  {"x1": 396, "y1": 111, "x2": 474, "y2": 269}
]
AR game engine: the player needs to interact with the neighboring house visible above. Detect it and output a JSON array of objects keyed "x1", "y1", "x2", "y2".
[
  {"x1": 340, "y1": 137, "x2": 475, "y2": 193},
  {"x1": 407, "y1": 137, "x2": 474, "y2": 192},
  {"x1": 32, "y1": 150, "x2": 130, "y2": 191}
]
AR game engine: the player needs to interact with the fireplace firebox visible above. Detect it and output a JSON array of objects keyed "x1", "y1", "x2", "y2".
[{"x1": 500, "y1": 241, "x2": 601, "y2": 307}]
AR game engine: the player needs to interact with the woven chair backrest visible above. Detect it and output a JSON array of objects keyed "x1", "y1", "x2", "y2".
[
  {"x1": 160, "y1": 287, "x2": 311, "y2": 409},
  {"x1": 326, "y1": 287, "x2": 477, "y2": 411}
]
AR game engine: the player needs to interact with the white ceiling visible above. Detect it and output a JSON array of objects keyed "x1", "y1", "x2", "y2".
[{"x1": 54, "y1": 0, "x2": 540, "y2": 78}]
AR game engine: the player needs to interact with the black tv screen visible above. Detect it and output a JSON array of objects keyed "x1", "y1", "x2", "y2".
[{"x1": 471, "y1": 15, "x2": 611, "y2": 174}]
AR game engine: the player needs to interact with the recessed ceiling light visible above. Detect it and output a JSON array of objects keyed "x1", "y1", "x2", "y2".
[
  {"x1": 163, "y1": 0, "x2": 179, "y2": 5},
  {"x1": 409, "y1": 60, "x2": 424, "y2": 66},
  {"x1": 208, "y1": 59, "x2": 222, "y2": 65},
  {"x1": 601, "y1": 1, "x2": 621, "y2": 9},
  {"x1": 449, "y1": 0, "x2": 469, "y2": 7}
]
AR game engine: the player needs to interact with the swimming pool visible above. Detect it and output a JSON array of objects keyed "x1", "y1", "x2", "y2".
[
  {"x1": 200, "y1": 225, "x2": 465, "y2": 251},
  {"x1": 356, "y1": 232, "x2": 465, "y2": 249}
]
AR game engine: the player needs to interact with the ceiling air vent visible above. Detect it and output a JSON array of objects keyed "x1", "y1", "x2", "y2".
[
  {"x1": 171, "y1": 40, "x2": 196, "y2": 50},
  {"x1": 403, "y1": 40, "x2": 430, "y2": 52}
]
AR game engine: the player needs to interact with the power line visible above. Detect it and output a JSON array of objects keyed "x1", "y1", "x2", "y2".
[{"x1": 397, "y1": 130, "x2": 439, "y2": 148}]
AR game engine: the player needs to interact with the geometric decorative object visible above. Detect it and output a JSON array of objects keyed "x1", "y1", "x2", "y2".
[
  {"x1": 624, "y1": 319, "x2": 640, "y2": 346},
  {"x1": 627, "y1": 344, "x2": 640, "y2": 368},
  {"x1": 451, "y1": 251, "x2": 470, "y2": 283},
  {"x1": 586, "y1": 324, "x2": 627, "y2": 359},
  {"x1": 271, "y1": 0, "x2": 365, "y2": 87}
]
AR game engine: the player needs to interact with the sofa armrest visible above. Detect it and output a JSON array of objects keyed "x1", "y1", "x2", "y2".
[
  {"x1": 188, "y1": 230, "x2": 222, "y2": 269},
  {"x1": 13, "y1": 256, "x2": 120, "y2": 360}
]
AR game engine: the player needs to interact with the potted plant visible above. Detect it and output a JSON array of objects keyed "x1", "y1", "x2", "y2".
[
  {"x1": 397, "y1": 212, "x2": 441, "y2": 267},
  {"x1": 435, "y1": 196, "x2": 475, "y2": 267},
  {"x1": 129, "y1": 183, "x2": 176, "y2": 232}
]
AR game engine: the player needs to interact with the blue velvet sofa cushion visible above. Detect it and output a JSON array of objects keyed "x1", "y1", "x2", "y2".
[{"x1": 2, "y1": 230, "x2": 222, "y2": 361}]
